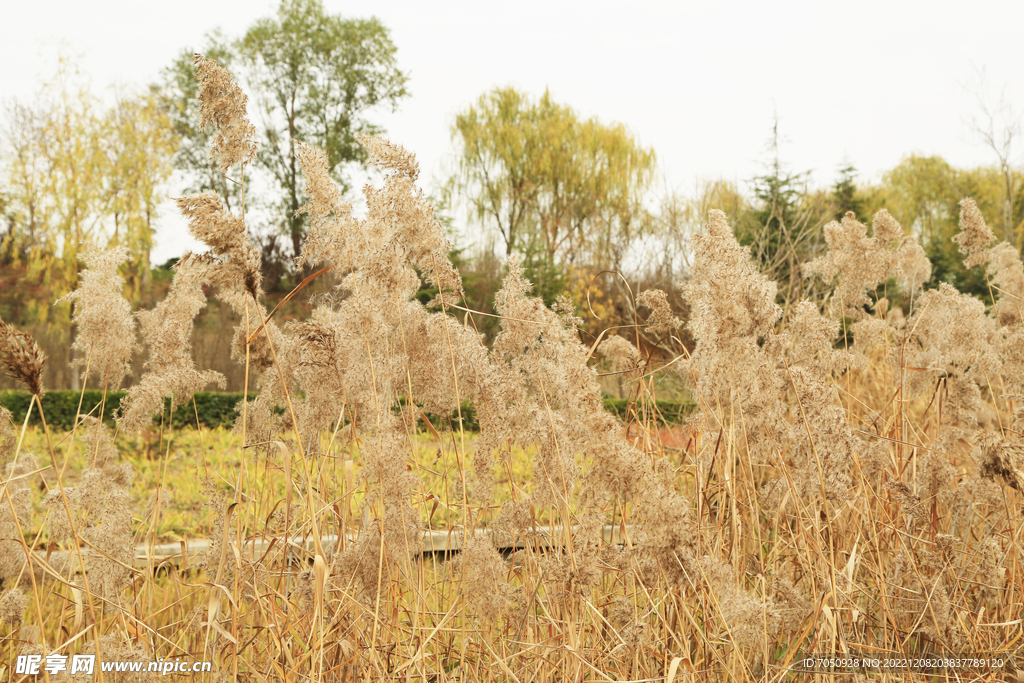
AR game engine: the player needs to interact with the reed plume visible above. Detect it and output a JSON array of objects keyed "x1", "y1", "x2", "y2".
[
  {"x1": 58, "y1": 246, "x2": 138, "y2": 389},
  {"x1": 44, "y1": 418, "x2": 134, "y2": 604},
  {"x1": 0, "y1": 319, "x2": 45, "y2": 397},
  {"x1": 193, "y1": 53, "x2": 257, "y2": 172},
  {"x1": 0, "y1": 449, "x2": 35, "y2": 588},
  {"x1": 118, "y1": 259, "x2": 224, "y2": 433}
]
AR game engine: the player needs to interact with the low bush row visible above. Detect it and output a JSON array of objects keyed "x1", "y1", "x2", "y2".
[{"x1": 0, "y1": 390, "x2": 694, "y2": 432}]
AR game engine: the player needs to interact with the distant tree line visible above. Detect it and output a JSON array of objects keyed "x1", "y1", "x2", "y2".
[{"x1": 1, "y1": 0, "x2": 1022, "y2": 389}]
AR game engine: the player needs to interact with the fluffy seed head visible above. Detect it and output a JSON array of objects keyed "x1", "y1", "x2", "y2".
[
  {"x1": 600, "y1": 335, "x2": 645, "y2": 377},
  {"x1": 175, "y1": 192, "x2": 262, "y2": 300},
  {"x1": 357, "y1": 135, "x2": 419, "y2": 180},
  {"x1": 118, "y1": 259, "x2": 225, "y2": 433},
  {"x1": 294, "y1": 141, "x2": 355, "y2": 269},
  {"x1": 953, "y1": 198, "x2": 995, "y2": 268},
  {"x1": 0, "y1": 454, "x2": 35, "y2": 585},
  {"x1": 0, "y1": 588, "x2": 25, "y2": 627},
  {"x1": 57, "y1": 246, "x2": 138, "y2": 389},
  {"x1": 193, "y1": 53, "x2": 257, "y2": 171},
  {"x1": 636, "y1": 289, "x2": 682, "y2": 336},
  {"x1": 0, "y1": 318, "x2": 45, "y2": 396},
  {"x1": 455, "y1": 537, "x2": 519, "y2": 618},
  {"x1": 987, "y1": 241, "x2": 1024, "y2": 325},
  {"x1": 803, "y1": 210, "x2": 927, "y2": 316}
]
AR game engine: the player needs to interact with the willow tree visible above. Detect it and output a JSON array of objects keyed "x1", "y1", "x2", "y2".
[
  {"x1": 1, "y1": 63, "x2": 175, "y2": 301},
  {"x1": 448, "y1": 87, "x2": 656, "y2": 270},
  {"x1": 1, "y1": 61, "x2": 175, "y2": 388}
]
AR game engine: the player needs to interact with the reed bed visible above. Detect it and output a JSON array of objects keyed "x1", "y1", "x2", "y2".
[{"x1": 0, "y1": 54, "x2": 1022, "y2": 682}]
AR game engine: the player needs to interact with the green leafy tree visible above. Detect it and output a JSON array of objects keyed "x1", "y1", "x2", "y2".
[
  {"x1": 240, "y1": 0, "x2": 409, "y2": 257},
  {"x1": 447, "y1": 87, "x2": 656, "y2": 269},
  {"x1": 1, "y1": 60, "x2": 175, "y2": 302},
  {"x1": 1, "y1": 59, "x2": 175, "y2": 389},
  {"x1": 869, "y1": 155, "x2": 998, "y2": 301},
  {"x1": 447, "y1": 88, "x2": 542, "y2": 259},
  {"x1": 157, "y1": 0, "x2": 409, "y2": 261}
]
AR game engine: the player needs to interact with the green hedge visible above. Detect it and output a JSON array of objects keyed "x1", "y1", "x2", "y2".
[
  {"x1": 602, "y1": 398, "x2": 694, "y2": 426},
  {"x1": 0, "y1": 390, "x2": 257, "y2": 432},
  {"x1": 0, "y1": 390, "x2": 693, "y2": 433}
]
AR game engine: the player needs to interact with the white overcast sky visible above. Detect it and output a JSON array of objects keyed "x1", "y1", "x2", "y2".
[{"x1": 3, "y1": 0, "x2": 1023, "y2": 263}]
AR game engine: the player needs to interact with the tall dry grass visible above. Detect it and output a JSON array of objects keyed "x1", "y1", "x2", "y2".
[{"x1": 0, "y1": 54, "x2": 1022, "y2": 683}]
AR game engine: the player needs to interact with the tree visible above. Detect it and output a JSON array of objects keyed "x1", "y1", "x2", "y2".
[
  {"x1": 646, "y1": 179, "x2": 747, "y2": 281},
  {"x1": 558, "y1": 119, "x2": 657, "y2": 270},
  {"x1": 965, "y1": 70, "x2": 1023, "y2": 246},
  {"x1": 1, "y1": 60, "x2": 175, "y2": 302},
  {"x1": 447, "y1": 87, "x2": 543, "y2": 259},
  {"x1": 869, "y1": 154, "x2": 998, "y2": 301},
  {"x1": 736, "y1": 119, "x2": 830, "y2": 303},
  {"x1": 831, "y1": 163, "x2": 866, "y2": 222},
  {"x1": 240, "y1": 0, "x2": 409, "y2": 257},
  {"x1": 1, "y1": 59, "x2": 176, "y2": 389},
  {"x1": 156, "y1": 0, "x2": 409, "y2": 261},
  {"x1": 447, "y1": 87, "x2": 656, "y2": 269}
]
